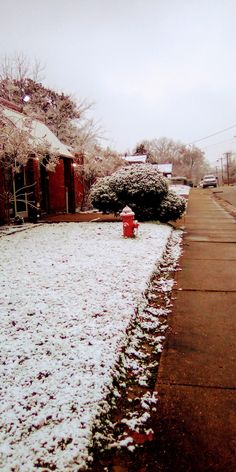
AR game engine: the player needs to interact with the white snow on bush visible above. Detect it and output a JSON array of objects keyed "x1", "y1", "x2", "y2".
[{"x1": 0, "y1": 222, "x2": 172, "y2": 471}]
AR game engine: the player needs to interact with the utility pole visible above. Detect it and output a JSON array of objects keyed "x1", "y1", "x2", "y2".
[
  {"x1": 224, "y1": 152, "x2": 231, "y2": 186},
  {"x1": 217, "y1": 157, "x2": 224, "y2": 185}
]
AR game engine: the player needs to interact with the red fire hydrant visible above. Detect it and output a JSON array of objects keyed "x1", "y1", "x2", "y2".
[{"x1": 120, "y1": 206, "x2": 139, "y2": 238}]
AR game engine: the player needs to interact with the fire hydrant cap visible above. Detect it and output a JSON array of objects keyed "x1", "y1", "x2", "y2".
[{"x1": 120, "y1": 205, "x2": 134, "y2": 216}]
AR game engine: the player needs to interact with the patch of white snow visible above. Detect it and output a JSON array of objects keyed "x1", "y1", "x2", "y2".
[{"x1": 0, "y1": 222, "x2": 172, "y2": 471}]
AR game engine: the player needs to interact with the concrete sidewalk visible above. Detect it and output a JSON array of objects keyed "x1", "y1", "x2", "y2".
[{"x1": 151, "y1": 188, "x2": 236, "y2": 472}]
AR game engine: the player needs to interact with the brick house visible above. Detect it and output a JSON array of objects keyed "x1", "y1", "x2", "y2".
[{"x1": 0, "y1": 100, "x2": 79, "y2": 224}]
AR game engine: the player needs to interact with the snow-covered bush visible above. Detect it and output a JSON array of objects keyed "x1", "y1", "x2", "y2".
[
  {"x1": 90, "y1": 164, "x2": 186, "y2": 221},
  {"x1": 159, "y1": 190, "x2": 186, "y2": 222},
  {"x1": 90, "y1": 176, "x2": 120, "y2": 214}
]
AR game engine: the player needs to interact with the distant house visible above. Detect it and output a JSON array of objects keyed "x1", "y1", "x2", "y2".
[
  {"x1": 122, "y1": 156, "x2": 173, "y2": 179},
  {"x1": 122, "y1": 154, "x2": 147, "y2": 164},
  {"x1": 152, "y1": 163, "x2": 172, "y2": 178},
  {"x1": 0, "y1": 99, "x2": 77, "y2": 224}
]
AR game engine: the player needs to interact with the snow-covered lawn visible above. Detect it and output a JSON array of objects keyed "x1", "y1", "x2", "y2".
[{"x1": 0, "y1": 222, "x2": 173, "y2": 471}]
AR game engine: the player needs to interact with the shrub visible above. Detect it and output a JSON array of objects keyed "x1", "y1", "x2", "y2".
[
  {"x1": 90, "y1": 164, "x2": 186, "y2": 222},
  {"x1": 158, "y1": 191, "x2": 186, "y2": 222},
  {"x1": 90, "y1": 176, "x2": 120, "y2": 214}
]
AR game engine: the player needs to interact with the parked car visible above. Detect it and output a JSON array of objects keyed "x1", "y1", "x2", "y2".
[{"x1": 202, "y1": 174, "x2": 217, "y2": 188}]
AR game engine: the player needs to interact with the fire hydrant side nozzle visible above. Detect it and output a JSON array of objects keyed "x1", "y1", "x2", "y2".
[{"x1": 120, "y1": 205, "x2": 139, "y2": 238}]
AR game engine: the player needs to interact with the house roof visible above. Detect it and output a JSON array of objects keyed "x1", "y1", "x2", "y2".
[
  {"x1": 122, "y1": 157, "x2": 172, "y2": 175},
  {"x1": 153, "y1": 163, "x2": 172, "y2": 174},
  {"x1": 1, "y1": 105, "x2": 73, "y2": 159},
  {"x1": 123, "y1": 155, "x2": 147, "y2": 164}
]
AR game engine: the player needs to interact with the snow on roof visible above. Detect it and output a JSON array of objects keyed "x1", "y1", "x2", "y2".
[
  {"x1": 123, "y1": 155, "x2": 147, "y2": 163},
  {"x1": 169, "y1": 184, "x2": 190, "y2": 196},
  {"x1": 1, "y1": 106, "x2": 73, "y2": 158},
  {"x1": 153, "y1": 163, "x2": 172, "y2": 174}
]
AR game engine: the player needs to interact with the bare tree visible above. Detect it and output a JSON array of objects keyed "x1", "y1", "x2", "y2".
[
  {"x1": 0, "y1": 53, "x2": 96, "y2": 147},
  {"x1": 134, "y1": 137, "x2": 183, "y2": 164},
  {"x1": 133, "y1": 137, "x2": 208, "y2": 183},
  {"x1": 0, "y1": 52, "x2": 44, "y2": 83},
  {"x1": 75, "y1": 144, "x2": 124, "y2": 210}
]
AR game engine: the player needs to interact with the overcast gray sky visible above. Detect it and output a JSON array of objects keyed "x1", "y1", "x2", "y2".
[{"x1": 1, "y1": 0, "x2": 236, "y2": 166}]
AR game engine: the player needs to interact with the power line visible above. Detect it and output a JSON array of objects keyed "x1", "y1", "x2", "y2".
[
  {"x1": 189, "y1": 124, "x2": 236, "y2": 145},
  {"x1": 201, "y1": 137, "x2": 236, "y2": 150}
]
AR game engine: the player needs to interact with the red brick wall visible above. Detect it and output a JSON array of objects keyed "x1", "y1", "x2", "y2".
[
  {"x1": 74, "y1": 171, "x2": 84, "y2": 210},
  {"x1": 0, "y1": 167, "x2": 5, "y2": 224},
  {"x1": 48, "y1": 159, "x2": 66, "y2": 212}
]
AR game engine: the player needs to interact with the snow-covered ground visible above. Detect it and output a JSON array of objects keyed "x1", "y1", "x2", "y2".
[{"x1": 0, "y1": 222, "x2": 173, "y2": 471}]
